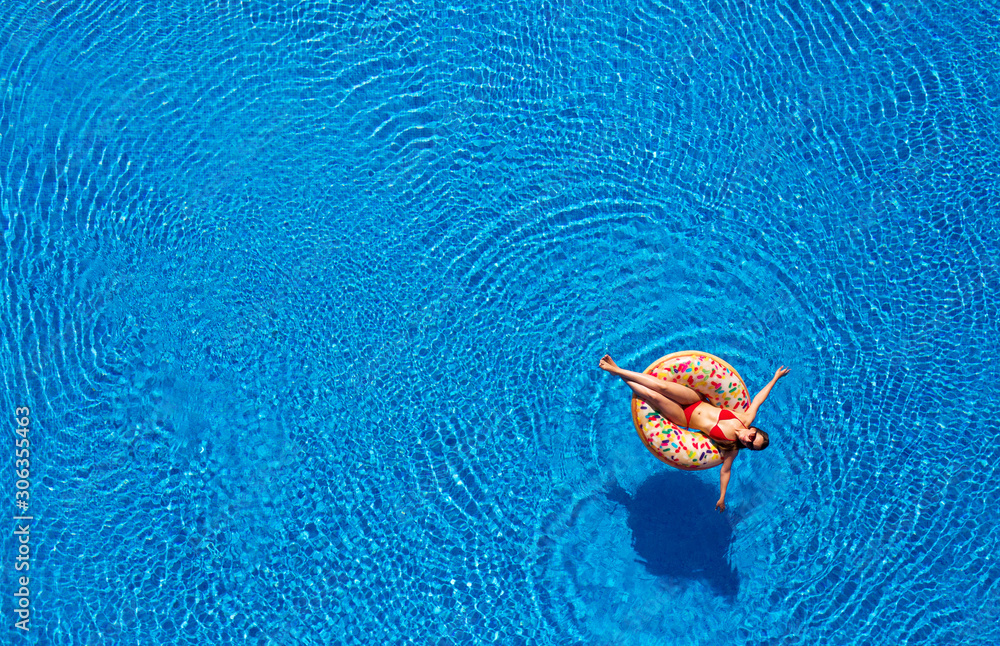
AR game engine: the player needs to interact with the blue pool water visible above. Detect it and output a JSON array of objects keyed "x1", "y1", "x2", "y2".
[{"x1": 2, "y1": 0, "x2": 999, "y2": 643}]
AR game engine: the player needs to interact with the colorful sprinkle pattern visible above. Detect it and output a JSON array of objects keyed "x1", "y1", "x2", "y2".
[{"x1": 630, "y1": 351, "x2": 751, "y2": 471}]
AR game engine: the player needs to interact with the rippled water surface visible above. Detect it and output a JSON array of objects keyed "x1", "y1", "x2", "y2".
[{"x1": 2, "y1": 0, "x2": 999, "y2": 644}]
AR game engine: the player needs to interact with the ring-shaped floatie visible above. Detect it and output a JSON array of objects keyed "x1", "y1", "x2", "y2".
[{"x1": 630, "y1": 351, "x2": 751, "y2": 470}]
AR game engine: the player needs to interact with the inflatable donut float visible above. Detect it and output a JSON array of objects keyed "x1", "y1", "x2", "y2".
[{"x1": 630, "y1": 351, "x2": 751, "y2": 470}]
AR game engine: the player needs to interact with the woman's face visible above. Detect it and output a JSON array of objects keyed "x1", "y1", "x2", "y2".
[{"x1": 738, "y1": 427, "x2": 765, "y2": 450}]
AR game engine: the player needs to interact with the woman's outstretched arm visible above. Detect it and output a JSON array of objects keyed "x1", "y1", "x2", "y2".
[
  {"x1": 716, "y1": 451, "x2": 737, "y2": 511},
  {"x1": 743, "y1": 366, "x2": 791, "y2": 424}
]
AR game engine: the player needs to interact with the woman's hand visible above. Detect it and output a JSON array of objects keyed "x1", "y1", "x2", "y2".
[
  {"x1": 773, "y1": 366, "x2": 791, "y2": 380},
  {"x1": 715, "y1": 499, "x2": 726, "y2": 512}
]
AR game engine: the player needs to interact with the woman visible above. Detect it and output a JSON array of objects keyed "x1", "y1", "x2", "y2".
[{"x1": 599, "y1": 355, "x2": 790, "y2": 512}]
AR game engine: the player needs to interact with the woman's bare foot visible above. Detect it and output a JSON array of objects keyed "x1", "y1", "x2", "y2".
[{"x1": 599, "y1": 354, "x2": 620, "y2": 373}]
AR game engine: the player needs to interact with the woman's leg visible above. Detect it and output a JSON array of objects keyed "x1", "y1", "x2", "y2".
[
  {"x1": 618, "y1": 379, "x2": 688, "y2": 427},
  {"x1": 599, "y1": 355, "x2": 702, "y2": 405}
]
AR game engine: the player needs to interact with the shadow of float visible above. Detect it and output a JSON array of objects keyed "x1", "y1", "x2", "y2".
[{"x1": 606, "y1": 471, "x2": 739, "y2": 599}]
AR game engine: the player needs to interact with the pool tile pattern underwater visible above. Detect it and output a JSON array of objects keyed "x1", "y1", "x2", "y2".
[{"x1": 1, "y1": 0, "x2": 999, "y2": 644}]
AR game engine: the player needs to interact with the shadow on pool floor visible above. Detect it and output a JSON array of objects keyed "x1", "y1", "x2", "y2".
[{"x1": 606, "y1": 470, "x2": 739, "y2": 599}]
